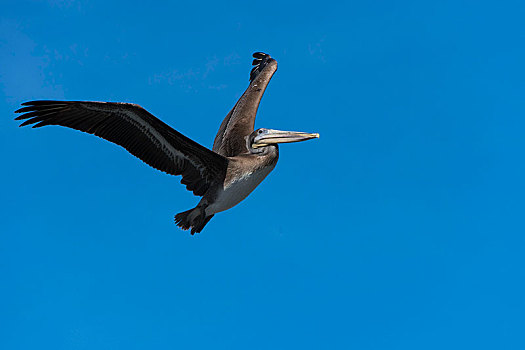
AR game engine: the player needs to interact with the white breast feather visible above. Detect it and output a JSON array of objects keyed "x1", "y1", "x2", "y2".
[{"x1": 206, "y1": 165, "x2": 275, "y2": 215}]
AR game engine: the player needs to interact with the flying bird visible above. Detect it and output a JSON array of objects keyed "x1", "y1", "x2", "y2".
[{"x1": 15, "y1": 52, "x2": 319, "y2": 234}]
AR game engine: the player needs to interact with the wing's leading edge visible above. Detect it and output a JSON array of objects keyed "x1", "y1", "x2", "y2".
[{"x1": 212, "y1": 52, "x2": 278, "y2": 157}]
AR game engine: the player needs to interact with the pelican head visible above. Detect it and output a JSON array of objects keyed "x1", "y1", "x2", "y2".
[{"x1": 251, "y1": 128, "x2": 319, "y2": 149}]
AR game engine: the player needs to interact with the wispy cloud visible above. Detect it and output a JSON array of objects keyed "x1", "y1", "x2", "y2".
[
  {"x1": 308, "y1": 36, "x2": 327, "y2": 63},
  {"x1": 149, "y1": 68, "x2": 200, "y2": 91},
  {"x1": 0, "y1": 19, "x2": 64, "y2": 102},
  {"x1": 45, "y1": 0, "x2": 84, "y2": 11},
  {"x1": 148, "y1": 52, "x2": 240, "y2": 92}
]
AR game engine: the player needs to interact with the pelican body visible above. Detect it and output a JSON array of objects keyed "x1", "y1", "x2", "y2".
[{"x1": 15, "y1": 52, "x2": 319, "y2": 234}]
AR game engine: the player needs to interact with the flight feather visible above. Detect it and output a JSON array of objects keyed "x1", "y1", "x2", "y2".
[{"x1": 15, "y1": 100, "x2": 228, "y2": 196}]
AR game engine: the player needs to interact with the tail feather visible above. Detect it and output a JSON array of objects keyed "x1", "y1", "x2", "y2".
[{"x1": 174, "y1": 207, "x2": 214, "y2": 235}]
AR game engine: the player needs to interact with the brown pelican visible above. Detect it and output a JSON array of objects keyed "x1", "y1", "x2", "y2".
[{"x1": 15, "y1": 52, "x2": 319, "y2": 234}]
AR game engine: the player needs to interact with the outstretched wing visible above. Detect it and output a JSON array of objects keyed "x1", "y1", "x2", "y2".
[
  {"x1": 212, "y1": 52, "x2": 278, "y2": 157},
  {"x1": 15, "y1": 100, "x2": 228, "y2": 196}
]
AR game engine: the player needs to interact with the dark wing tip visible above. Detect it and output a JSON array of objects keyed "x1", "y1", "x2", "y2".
[
  {"x1": 20, "y1": 100, "x2": 70, "y2": 107},
  {"x1": 15, "y1": 100, "x2": 70, "y2": 127},
  {"x1": 252, "y1": 52, "x2": 269, "y2": 59},
  {"x1": 249, "y1": 52, "x2": 274, "y2": 82},
  {"x1": 16, "y1": 100, "x2": 70, "y2": 113}
]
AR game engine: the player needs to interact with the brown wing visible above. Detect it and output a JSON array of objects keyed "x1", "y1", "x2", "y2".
[
  {"x1": 15, "y1": 100, "x2": 228, "y2": 196},
  {"x1": 212, "y1": 52, "x2": 278, "y2": 157}
]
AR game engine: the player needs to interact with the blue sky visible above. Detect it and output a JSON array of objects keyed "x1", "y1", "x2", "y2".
[{"x1": 2, "y1": 0, "x2": 525, "y2": 349}]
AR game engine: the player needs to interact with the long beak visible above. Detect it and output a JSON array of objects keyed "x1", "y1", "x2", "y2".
[{"x1": 253, "y1": 129, "x2": 320, "y2": 148}]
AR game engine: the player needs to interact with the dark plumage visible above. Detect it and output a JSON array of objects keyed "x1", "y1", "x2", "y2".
[
  {"x1": 15, "y1": 52, "x2": 318, "y2": 234},
  {"x1": 15, "y1": 100, "x2": 227, "y2": 196}
]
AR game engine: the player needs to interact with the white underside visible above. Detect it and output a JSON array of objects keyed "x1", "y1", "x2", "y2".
[{"x1": 205, "y1": 165, "x2": 275, "y2": 215}]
